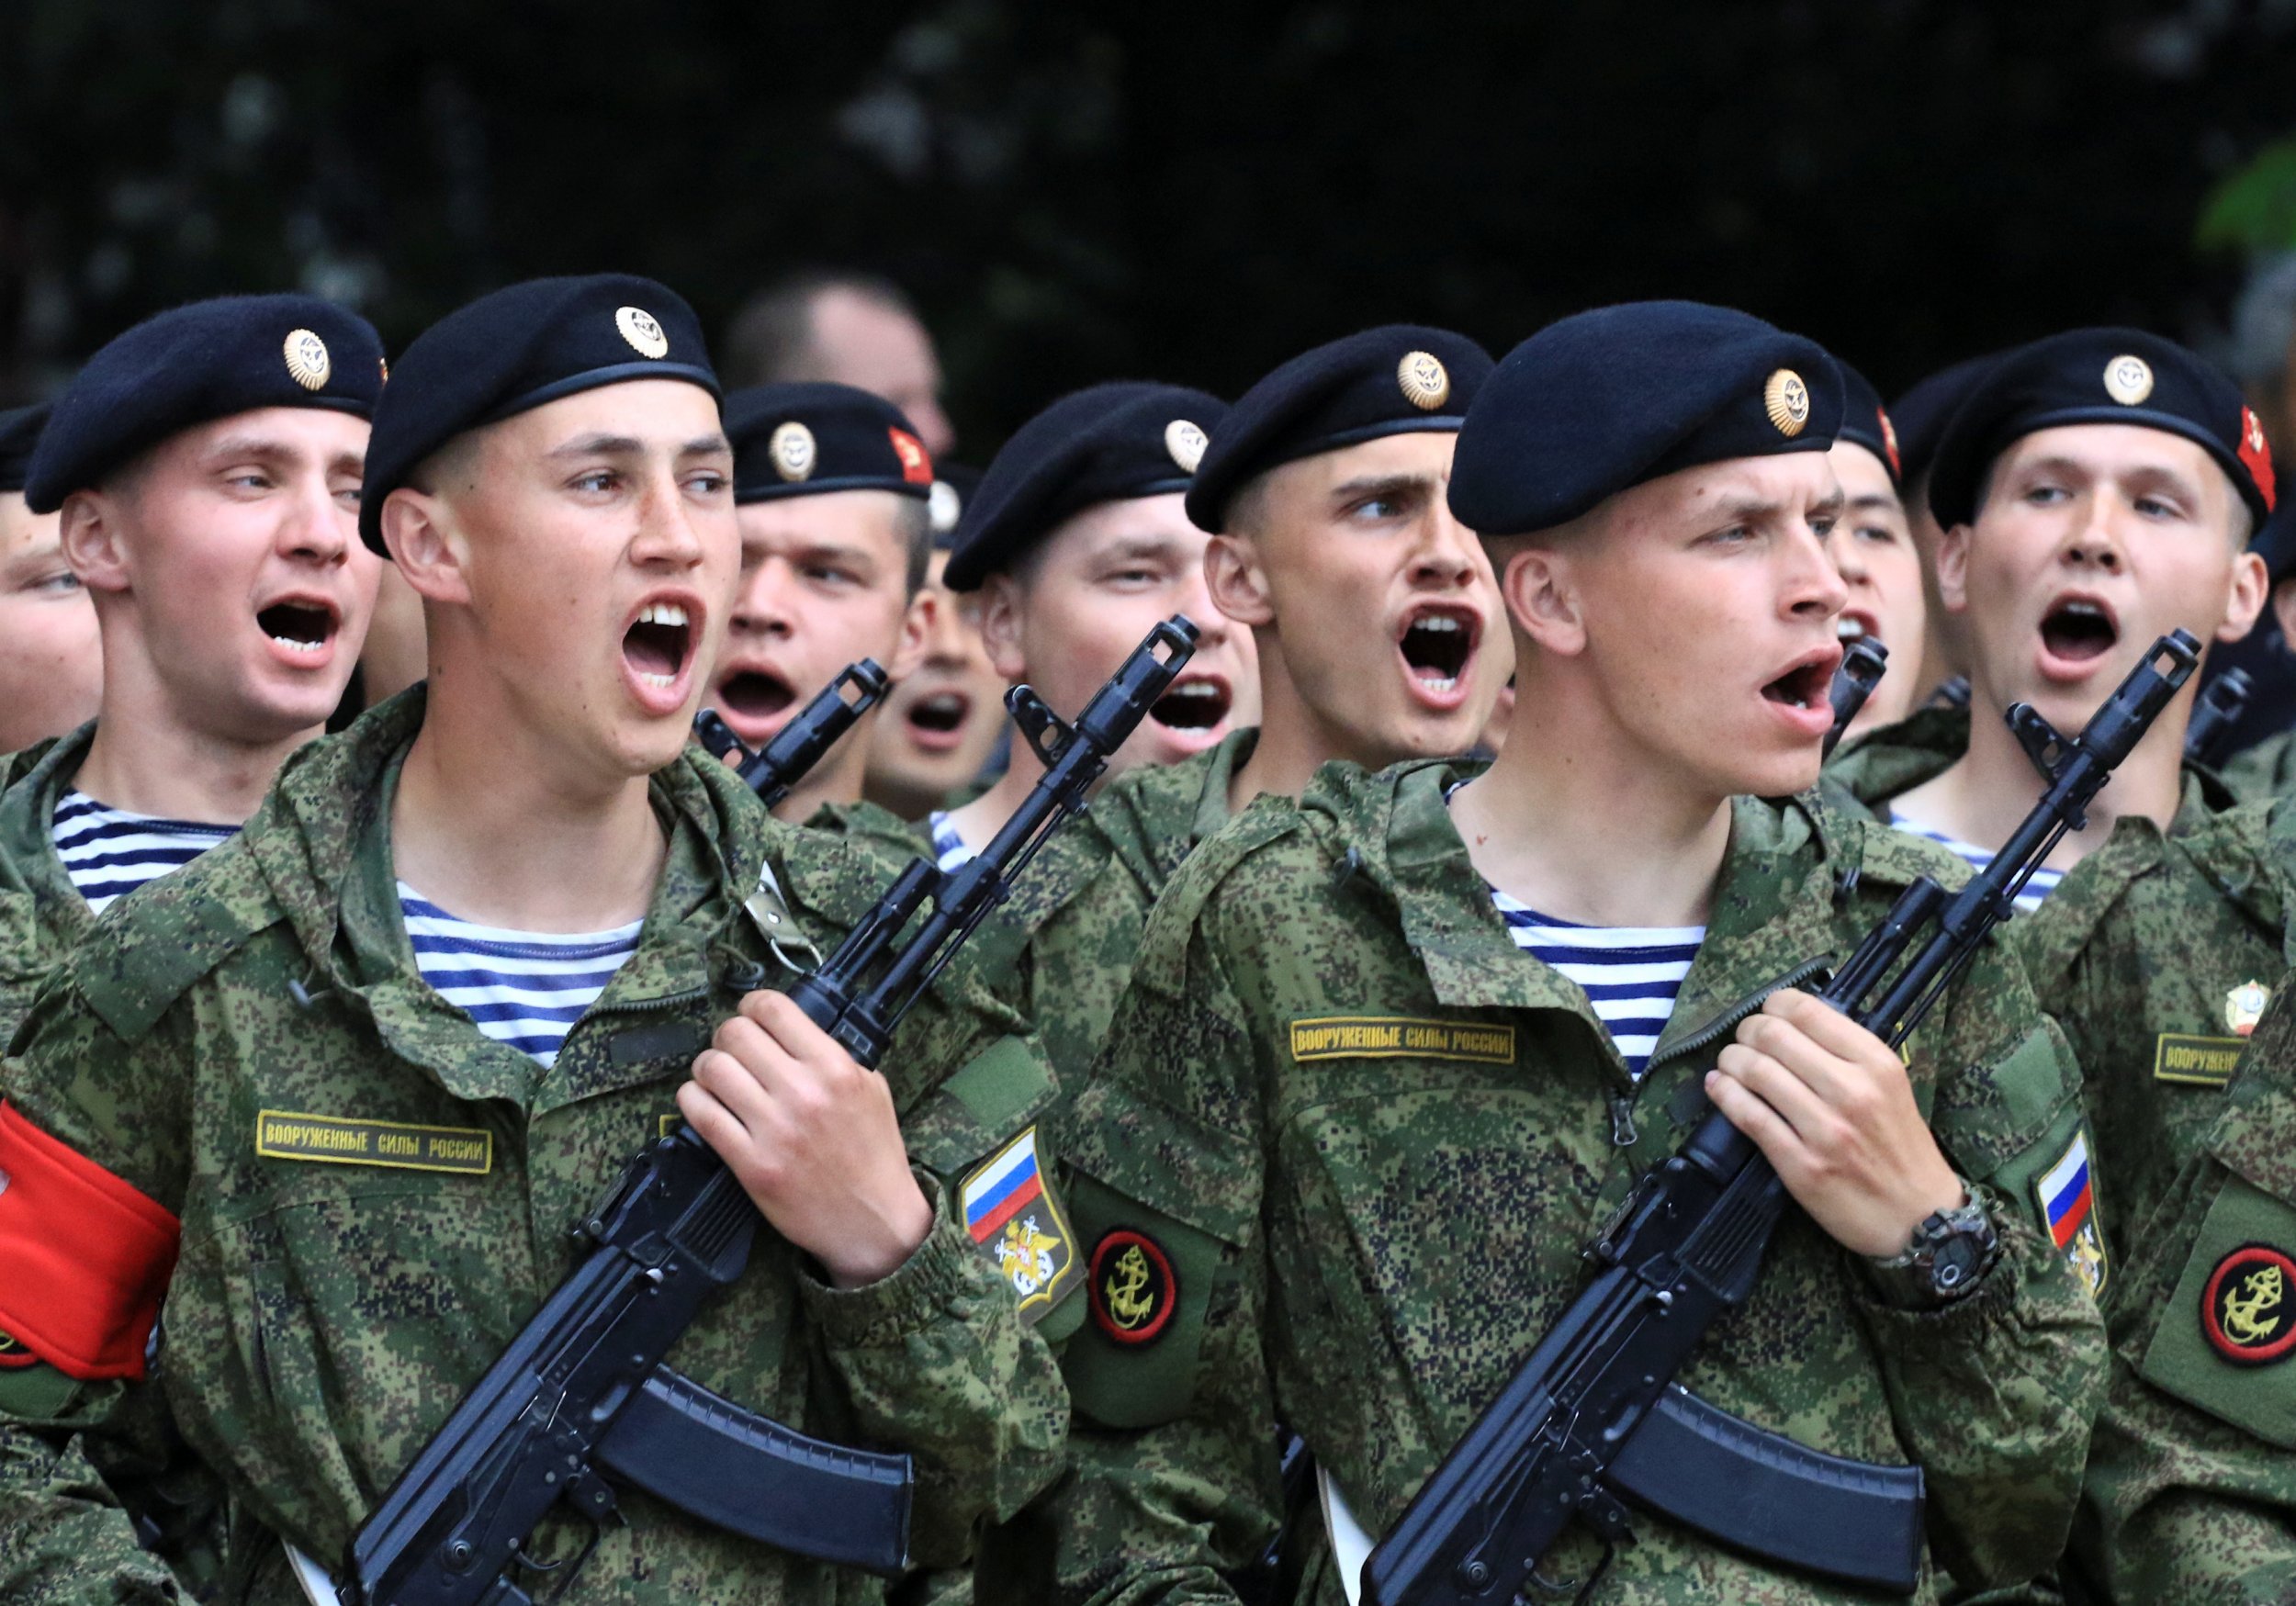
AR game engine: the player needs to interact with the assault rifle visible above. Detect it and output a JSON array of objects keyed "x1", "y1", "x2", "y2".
[
  {"x1": 2183, "y1": 666, "x2": 2251, "y2": 768},
  {"x1": 693, "y1": 658, "x2": 891, "y2": 809},
  {"x1": 343, "y1": 619, "x2": 1200, "y2": 1606},
  {"x1": 1363, "y1": 630, "x2": 2200, "y2": 1606},
  {"x1": 1824, "y1": 639, "x2": 1888, "y2": 759}
]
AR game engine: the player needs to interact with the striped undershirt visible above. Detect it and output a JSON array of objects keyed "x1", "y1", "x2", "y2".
[
  {"x1": 1490, "y1": 890, "x2": 1705, "y2": 1075},
  {"x1": 928, "y1": 810, "x2": 974, "y2": 872},
  {"x1": 399, "y1": 883, "x2": 643, "y2": 1068},
  {"x1": 51, "y1": 791, "x2": 238, "y2": 914},
  {"x1": 1887, "y1": 812, "x2": 2062, "y2": 913}
]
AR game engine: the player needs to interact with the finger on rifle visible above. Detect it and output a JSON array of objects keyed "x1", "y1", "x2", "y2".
[
  {"x1": 1713, "y1": 1041, "x2": 1837, "y2": 1148},
  {"x1": 1732, "y1": 1005, "x2": 1859, "y2": 1106},
  {"x1": 679, "y1": 1073, "x2": 756, "y2": 1153},
  {"x1": 1758, "y1": 987, "x2": 1895, "y2": 1068},
  {"x1": 1705, "y1": 1061, "x2": 1812, "y2": 1176},
  {"x1": 691, "y1": 1034, "x2": 790, "y2": 1131},
  {"x1": 739, "y1": 988, "x2": 842, "y2": 1061}
]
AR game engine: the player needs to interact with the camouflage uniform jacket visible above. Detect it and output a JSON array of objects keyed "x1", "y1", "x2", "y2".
[
  {"x1": 0, "y1": 691, "x2": 1070, "y2": 1604},
  {"x1": 1828, "y1": 704, "x2": 2296, "y2": 1600},
  {"x1": 1057, "y1": 758, "x2": 2105, "y2": 1603},
  {"x1": 0, "y1": 722, "x2": 96, "y2": 1045},
  {"x1": 1, "y1": 721, "x2": 237, "y2": 1601},
  {"x1": 2220, "y1": 726, "x2": 2296, "y2": 803}
]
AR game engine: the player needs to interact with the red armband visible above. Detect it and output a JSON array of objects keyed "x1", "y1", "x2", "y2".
[{"x1": 0, "y1": 1101, "x2": 180, "y2": 1379}]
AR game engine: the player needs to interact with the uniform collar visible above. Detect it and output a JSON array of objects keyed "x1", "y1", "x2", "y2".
[{"x1": 0, "y1": 720, "x2": 95, "y2": 918}]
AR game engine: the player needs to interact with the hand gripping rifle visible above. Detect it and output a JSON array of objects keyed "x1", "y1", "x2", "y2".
[
  {"x1": 343, "y1": 619, "x2": 1199, "y2": 1606},
  {"x1": 693, "y1": 658, "x2": 892, "y2": 810},
  {"x1": 1364, "y1": 630, "x2": 2200, "y2": 1606},
  {"x1": 2183, "y1": 665, "x2": 2251, "y2": 767}
]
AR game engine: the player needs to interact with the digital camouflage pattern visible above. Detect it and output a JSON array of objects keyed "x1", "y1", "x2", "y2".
[
  {"x1": 880, "y1": 730, "x2": 1262, "y2": 1606},
  {"x1": 0, "y1": 720, "x2": 231, "y2": 1601},
  {"x1": 1055, "y1": 758, "x2": 2106, "y2": 1604},
  {"x1": 2219, "y1": 726, "x2": 2296, "y2": 803},
  {"x1": 0, "y1": 724, "x2": 98, "y2": 1044},
  {"x1": 1829, "y1": 705, "x2": 2296, "y2": 1600},
  {"x1": 0, "y1": 690, "x2": 1070, "y2": 1604}
]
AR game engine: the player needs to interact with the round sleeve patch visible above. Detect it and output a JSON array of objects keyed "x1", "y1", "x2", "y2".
[
  {"x1": 1089, "y1": 1228, "x2": 1177, "y2": 1346},
  {"x1": 2202, "y1": 1243, "x2": 2296, "y2": 1365}
]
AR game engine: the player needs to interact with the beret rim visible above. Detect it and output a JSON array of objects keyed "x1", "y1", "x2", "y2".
[
  {"x1": 1934, "y1": 402, "x2": 2271, "y2": 530},
  {"x1": 737, "y1": 474, "x2": 933, "y2": 505},
  {"x1": 943, "y1": 481, "x2": 1190, "y2": 591},
  {"x1": 1187, "y1": 412, "x2": 1466, "y2": 532},
  {"x1": 26, "y1": 391, "x2": 378, "y2": 515},
  {"x1": 480, "y1": 361, "x2": 722, "y2": 429}
]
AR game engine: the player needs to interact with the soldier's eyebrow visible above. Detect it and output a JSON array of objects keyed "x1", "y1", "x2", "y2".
[
  {"x1": 676, "y1": 432, "x2": 732, "y2": 459},
  {"x1": 1329, "y1": 472, "x2": 1433, "y2": 509},
  {"x1": 201, "y1": 433, "x2": 307, "y2": 466},
  {"x1": 1849, "y1": 492, "x2": 1900, "y2": 512},
  {"x1": 1705, "y1": 488, "x2": 1845, "y2": 525},
  {"x1": 1097, "y1": 532, "x2": 1189, "y2": 564},
  {"x1": 546, "y1": 432, "x2": 646, "y2": 459}
]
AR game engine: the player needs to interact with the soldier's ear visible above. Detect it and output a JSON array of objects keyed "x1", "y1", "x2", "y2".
[
  {"x1": 1935, "y1": 522, "x2": 1973, "y2": 615},
  {"x1": 383, "y1": 487, "x2": 473, "y2": 609},
  {"x1": 1203, "y1": 533, "x2": 1273, "y2": 628},
  {"x1": 888, "y1": 586, "x2": 935, "y2": 682},
  {"x1": 57, "y1": 489, "x2": 132, "y2": 597},
  {"x1": 2221, "y1": 545, "x2": 2269, "y2": 646},
  {"x1": 1497, "y1": 539, "x2": 1586, "y2": 658},
  {"x1": 974, "y1": 574, "x2": 1029, "y2": 682}
]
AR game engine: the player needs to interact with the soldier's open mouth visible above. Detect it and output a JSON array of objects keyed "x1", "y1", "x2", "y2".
[
  {"x1": 908, "y1": 691, "x2": 970, "y2": 734},
  {"x1": 256, "y1": 599, "x2": 339, "y2": 657},
  {"x1": 719, "y1": 668, "x2": 796, "y2": 720},
  {"x1": 2041, "y1": 598, "x2": 2117, "y2": 664},
  {"x1": 621, "y1": 601, "x2": 692, "y2": 689},
  {"x1": 1761, "y1": 657, "x2": 1836, "y2": 711},
  {"x1": 1398, "y1": 606, "x2": 1477, "y2": 694},
  {"x1": 1152, "y1": 679, "x2": 1231, "y2": 731}
]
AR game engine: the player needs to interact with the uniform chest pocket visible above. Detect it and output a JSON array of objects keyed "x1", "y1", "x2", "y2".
[{"x1": 2133, "y1": 1165, "x2": 2296, "y2": 1449}]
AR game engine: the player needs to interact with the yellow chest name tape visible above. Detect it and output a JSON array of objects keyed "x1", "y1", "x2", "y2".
[
  {"x1": 2153, "y1": 1034, "x2": 2245, "y2": 1088},
  {"x1": 1290, "y1": 1016, "x2": 1516, "y2": 1065},
  {"x1": 256, "y1": 1110, "x2": 493, "y2": 1174}
]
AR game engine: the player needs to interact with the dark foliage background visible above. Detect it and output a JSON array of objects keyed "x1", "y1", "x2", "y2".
[{"x1": 6, "y1": 2, "x2": 2296, "y2": 453}]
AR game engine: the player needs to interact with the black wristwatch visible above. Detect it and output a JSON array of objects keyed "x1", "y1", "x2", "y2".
[{"x1": 1867, "y1": 1188, "x2": 1999, "y2": 1308}]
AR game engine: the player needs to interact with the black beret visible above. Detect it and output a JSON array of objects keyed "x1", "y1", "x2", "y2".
[
  {"x1": 1185, "y1": 326, "x2": 1489, "y2": 533},
  {"x1": 725, "y1": 382, "x2": 934, "y2": 506},
  {"x1": 946, "y1": 381, "x2": 1228, "y2": 590},
  {"x1": 1889, "y1": 351, "x2": 2002, "y2": 494},
  {"x1": 929, "y1": 463, "x2": 983, "y2": 551},
  {"x1": 26, "y1": 294, "x2": 384, "y2": 514},
  {"x1": 1927, "y1": 327, "x2": 2274, "y2": 533},
  {"x1": 1449, "y1": 300, "x2": 1843, "y2": 536},
  {"x1": 0, "y1": 404, "x2": 49, "y2": 496},
  {"x1": 1834, "y1": 363, "x2": 1902, "y2": 489},
  {"x1": 359, "y1": 274, "x2": 716, "y2": 554}
]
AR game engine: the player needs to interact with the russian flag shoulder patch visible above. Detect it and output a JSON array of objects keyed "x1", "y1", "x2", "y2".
[
  {"x1": 959, "y1": 1126, "x2": 1079, "y2": 1321},
  {"x1": 2034, "y1": 1126, "x2": 2109, "y2": 1299}
]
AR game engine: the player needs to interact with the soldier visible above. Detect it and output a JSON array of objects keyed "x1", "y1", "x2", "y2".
[
  {"x1": 0, "y1": 405, "x2": 102, "y2": 756},
  {"x1": 0, "y1": 275, "x2": 1067, "y2": 1602},
  {"x1": 1825, "y1": 365, "x2": 1928, "y2": 740},
  {"x1": 863, "y1": 466, "x2": 1010, "y2": 821},
  {"x1": 1054, "y1": 302, "x2": 2105, "y2": 1603},
  {"x1": 705, "y1": 381, "x2": 939, "y2": 826},
  {"x1": 1184, "y1": 325, "x2": 1510, "y2": 806},
  {"x1": 0, "y1": 294, "x2": 387, "y2": 1596},
  {"x1": 931, "y1": 380, "x2": 1256, "y2": 870},
  {"x1": 1820, "y1": 328, "x2": 2295, "y2": 1600},
  {"x1": 1888, "y1": 351, "x2": 2003, "y2": 707}
]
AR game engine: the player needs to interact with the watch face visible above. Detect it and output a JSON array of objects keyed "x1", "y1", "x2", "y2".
[{"x1": 1933, "y1": 1235, "x2": 1982, "y2": 1293}]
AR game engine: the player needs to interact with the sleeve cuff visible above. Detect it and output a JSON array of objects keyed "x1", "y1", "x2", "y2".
[{"x1": 798, "y1": 1170, "x2": 985, "y2": 1349}]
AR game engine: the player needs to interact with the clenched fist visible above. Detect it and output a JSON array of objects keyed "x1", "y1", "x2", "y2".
[
  {"x1": 680, "y1": 989, "x2": 935, "y2": 1288},
  {"x1": 1705, "y1": 987, "x2": 1964, "y2": 1259}
]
